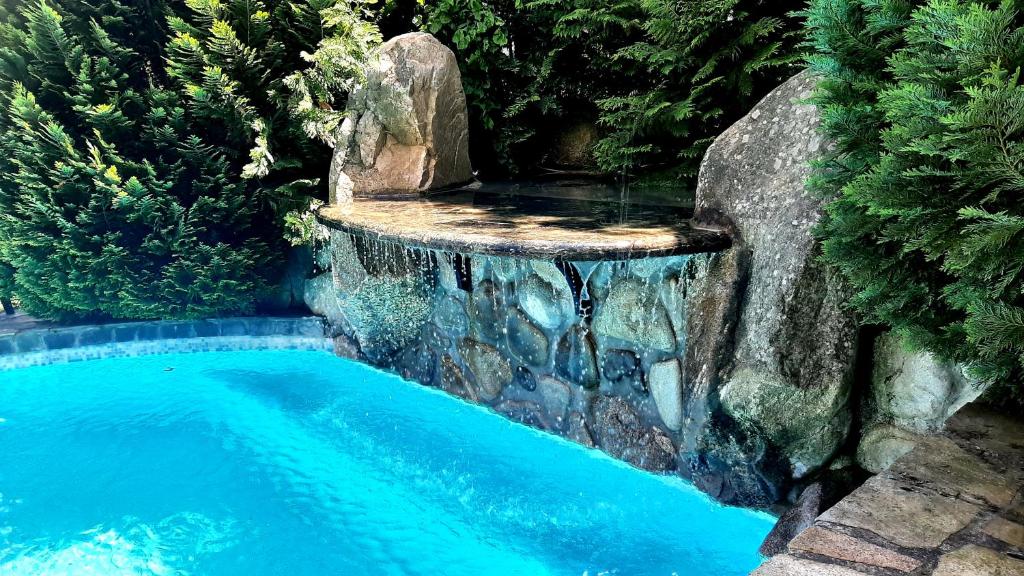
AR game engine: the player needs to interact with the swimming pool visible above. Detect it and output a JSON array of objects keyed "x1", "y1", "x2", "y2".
[{"x1": 0, "y1": 349, "x2": 772, "y2": 575}]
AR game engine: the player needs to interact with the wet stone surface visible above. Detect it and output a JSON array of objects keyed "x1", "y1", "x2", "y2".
[{"x1": 317, "y1": 186, "x2": 730, "y2": 261}]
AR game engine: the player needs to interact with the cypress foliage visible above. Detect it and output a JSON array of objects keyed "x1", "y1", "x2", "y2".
[
  {"x1": 422, "y1": 1, "x2": 804, "y2": 180},
  {"x1": 0, "y1": 0, "x2": 273, "y2": 320},
  {"x1": 166, "y1": 0, "x2": 380, "y2": 216},
  {"x1": 806, "y1": 0, "x2": 1024, "y2": 405},
  {"x1": 544, "y1": 0, "x2": 805, "y2": 180}
]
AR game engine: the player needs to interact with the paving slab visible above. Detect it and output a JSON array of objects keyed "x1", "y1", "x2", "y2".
[
  {"x1": 889, "y1": 436, "x2": 1017, "y2": 509},
  {"x1": 788, "y1": 526, "x2": 922, "y2": 573},
  {"x1": 818, "y1": 475, "x2": 981, "y2": 549},
  {"x1": 932, "y1": 544, "x2": 1024, "y2": 576},
  {"x1": 982, "y1": 517, "x2": 1024, "y2": 549},
  {"x1": 751, "y1": 555, "x2": 872, "y2": 576}
]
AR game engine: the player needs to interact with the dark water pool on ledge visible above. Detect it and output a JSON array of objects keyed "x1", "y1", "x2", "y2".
[
  {"x1": 317, "y1": 180, "x2": 730, "y2": 260},
  {"x1": 0, "y1": 349, "x2": 772, "y2": 575}
]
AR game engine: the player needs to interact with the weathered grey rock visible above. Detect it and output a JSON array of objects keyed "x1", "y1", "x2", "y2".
[
  {"x1": 867, "y1": 332, "x2": 984, "y2": 433},
  {"x1": 856, "y1": 424, "x2": 922, "y2": 474},
  {"x1": 602, "y1": 348, "x2": 645, "y2": 393},
  {"x1": 330, "y1": 32, "x2": 472, "y2": 202},
  {"x1": 593, "y1": 277, "x2": 675, "y2": 353},
  {"x1": 681, "y1": 70, "x2": 858, "y2": 504},
  {"x1": 593, "y1": 396, "x2": 676, "y2": 472},
  {"x1": 751, "y1": 555, "x2": 871, "y2": 576},
  {"x1": 759, "y1": 483, "x2": 823, "y2": 557},
  {"x1": 304, "y1": 271, "x2": 346, "y2": 328},
  {"x1": 458, "y1": 339, "x2": 511, "y2": 400},
  {"x1": 649, "y1": 359, "x2": 683, "y2": 431},
  {"x1": 720, "y1": 368, "x2": 851, "y2": 476}
]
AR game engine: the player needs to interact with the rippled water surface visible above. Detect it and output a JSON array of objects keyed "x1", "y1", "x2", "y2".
[{"x1": 0, "y1": 350, "x2": 772, "y2": 575}]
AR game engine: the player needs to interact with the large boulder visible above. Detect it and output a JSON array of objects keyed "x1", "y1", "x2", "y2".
[
  {"x1": 681, "y1": 70, "x2": 859, "y2": 506},
  {"x1": 330, "y1": 32, "x2": 473, "y2": 202}
]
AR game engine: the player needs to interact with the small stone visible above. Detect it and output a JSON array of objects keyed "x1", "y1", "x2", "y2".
[
  {"x1": 514, "y1": 365, "x2": 537, "y2": 391},
  {"x1": 536, "y1": 376, "x2": 572, "y2": 423},
  {"x1": 933, "y1": 545, "x2": 1024, "y2": 576},
  {"x1": 506, "y1": 307, "x2": 549, "y2": 366},
  {"x1": 517, "y1": 262, "x2": 574, "y2": 331},
  {"x1": 788, "y1": 526, "x2": 922, "y2": 573},
  {"x1": 458, "y1": 339, "x2": 512, "y2": 401},
  {"x1": 467, "y1": 280, "x2": 503, "y2": 343},
  {"x1": 856, "y1": 424, "x2": 921, "y2": 474},
  {"x1": 592, "y1": 277, "x2": 676, "y2": 352},
  {"x1": 982, "y1": 517, "x2": 1024, "y2": 548},
  {"x1": 648, "y1": 359, "x2": 683, "y2": 431},
  {"x1": 566, "y1": 411, "x2": 594, "y2": 447},
  {"x1": 440, "y1": 353, "x2": 475, "y2": 402},
  {"x1": 495, "y1": 400, "x2": 546, "y2": 430},
  {"x1": 555, "y1": 326, "x2": 599, "y2": 388}
]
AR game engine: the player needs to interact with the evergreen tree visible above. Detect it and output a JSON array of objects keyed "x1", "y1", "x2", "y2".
[
  {"x1": 166, "y1": 0, "x2": 380, "y2": 216},
  {"x1": 805, "y1": 0, "x2": 1024, "y2": 405},
  {"x1": 0, "y1": 0, "x2": 273, "y2": 320},
  {"x1": 532, "y1": 0, "x2": 805, "y2": 180}
]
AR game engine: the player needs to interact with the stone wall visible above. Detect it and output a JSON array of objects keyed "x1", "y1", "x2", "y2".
[{"x1": 306, "y1": 233, "x2": 701, "y2": 475}]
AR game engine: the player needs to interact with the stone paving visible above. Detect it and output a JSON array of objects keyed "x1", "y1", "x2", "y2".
[{"x1": 753, "y1": 404, "x2": 1024, "y2": 575}]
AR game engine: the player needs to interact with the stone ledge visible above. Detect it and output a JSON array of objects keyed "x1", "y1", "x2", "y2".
[
  {"x1": 0, "y1": 316, "x2": 328, "y2": 365},
  {"x1": 317, "y1": 190, "x2": 731, "y2": 261}
]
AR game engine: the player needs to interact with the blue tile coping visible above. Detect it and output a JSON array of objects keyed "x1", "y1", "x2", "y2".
[{"x1": 0, "y1": 316, "x2": 331, "y2": 371}]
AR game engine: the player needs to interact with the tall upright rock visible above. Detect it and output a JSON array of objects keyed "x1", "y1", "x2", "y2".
[
  {"x1": 681, "y1": 70, "x2": 859, "y2": 506},
  {"x1": 329, "y1": 32, "x2": 473, "y2": 203}
]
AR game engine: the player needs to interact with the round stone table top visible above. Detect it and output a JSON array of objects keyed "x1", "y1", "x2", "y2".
[{"x1": 316, "y1": 186, "x2": 731, "y2": 261}]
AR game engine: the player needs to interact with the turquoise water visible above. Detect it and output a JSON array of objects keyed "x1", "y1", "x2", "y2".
[{"x1": 0, "y1": 349, "x2": 772, "y2": 575}]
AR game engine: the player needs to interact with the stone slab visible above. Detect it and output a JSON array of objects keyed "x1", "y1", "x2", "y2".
[
  {"x1": 751, "y1": 555, "x2": 871, "y2": 576},
  {"x1": 318, "y1": 190, "x2": 730, "y2": 261},
  {"x1": 818, "y1": 475, "x2": 981, "y2": 549},
  {"x1": 933, "y1": 545, "x2": 1024, "y2": 576},
  {"x1": 983, "y1": 517, "x2": 1024, "y2": 548},
  {"x1": 889, "y1": 436, "x2": 1018, "y2": 509},
  {"x1": 788, "y1": 526, "x2": 922, "y2": 572}
]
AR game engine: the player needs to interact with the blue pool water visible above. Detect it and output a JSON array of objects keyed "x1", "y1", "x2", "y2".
[{"x1": 0, "y1": 349, "x2": 772, "y2": 575}]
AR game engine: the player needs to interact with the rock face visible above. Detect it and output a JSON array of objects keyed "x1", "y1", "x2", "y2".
[
  {"x1": 330, "y1": 32, "x2": 473, "y2": 202},
  {"x1": 681, "y1": 70, "x2": 859, "y2": 506}
]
